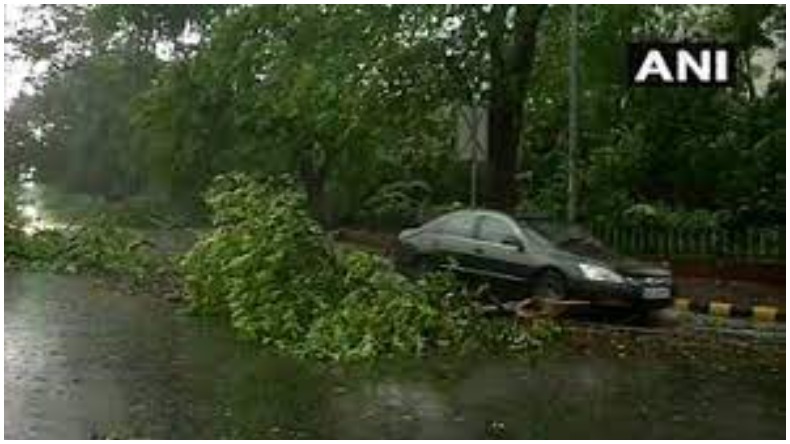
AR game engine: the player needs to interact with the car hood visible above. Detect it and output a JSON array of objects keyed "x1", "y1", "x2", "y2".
[{"x1": 608, "y1": 256, "x2": 671, "y2": 278}]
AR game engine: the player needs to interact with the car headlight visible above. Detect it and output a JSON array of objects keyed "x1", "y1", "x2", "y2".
[{"x1": 579, "y1": 263, "x2": 624, "y2": 283}]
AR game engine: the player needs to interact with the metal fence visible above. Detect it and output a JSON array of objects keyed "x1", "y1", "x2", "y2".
[{"x1": 589, "y1": 224, "x2": 786, "y2": 262}]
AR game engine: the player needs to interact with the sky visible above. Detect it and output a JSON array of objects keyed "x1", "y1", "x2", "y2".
[
  {"x1": 4, "y1": 4, "x2": 26, "y2": 106},
  {"x1": 4, "y1": 4, "x2": 49, "y2": 109}
]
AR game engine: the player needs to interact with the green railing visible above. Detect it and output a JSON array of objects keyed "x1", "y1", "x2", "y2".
[{"x1": 589, "y1": 224, "x2": 786, "y2": 262}]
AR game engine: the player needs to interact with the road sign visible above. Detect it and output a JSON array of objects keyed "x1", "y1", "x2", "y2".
[
  {"x1": 457, "y1": 105, "x2": 488, "y2": 207},
  {"x1": 456, "y1": 106, "x2": 488, "y2": 161}
]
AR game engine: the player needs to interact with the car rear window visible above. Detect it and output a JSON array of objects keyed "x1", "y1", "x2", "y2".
[
  {"x1": 478, "y1": 216, "x2": 515, "y2": 243},
  {"x1": 434, "y1": 212, "x2": 476, "y2": 238}
]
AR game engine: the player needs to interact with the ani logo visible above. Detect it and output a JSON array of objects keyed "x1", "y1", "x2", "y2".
[{"x1": 628, "y1": 42, "x2": 736, "y2": 87}]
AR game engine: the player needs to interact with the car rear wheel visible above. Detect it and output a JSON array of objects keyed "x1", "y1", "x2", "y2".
[{"x1": 517, "y1": 271, "x2": 567, "y2": 320}]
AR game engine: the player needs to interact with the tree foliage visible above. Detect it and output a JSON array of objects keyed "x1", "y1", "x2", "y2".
[
  {"x1": 5, "y1": 219, "x2": 163, "y2": 280},
  {"x1": 521, "y1": 5, "x2": 785, "y2": 228},
  {"x1": 6, "y1": 4, "x2": 786, "y2": 229}
]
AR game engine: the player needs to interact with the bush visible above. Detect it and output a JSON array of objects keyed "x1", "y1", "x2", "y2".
[
  {"x1": 181, "y1": 173, "x2": 558, "y2": 361},
  {"x1": 5, "y1": 218, "x2": 163, "y2": 280},
  {"x1": 36, "y1": 187, "x2": 200, "y2": 229},
  {"x1": 358, "y1": 180, "x2": 432, "y2": 230},
  {"x1": 102, "y1": 195, "x2": 199, "y2": 228},
  {"x1": 423, "y1": 200, "x2": 466, "y2": 221}
]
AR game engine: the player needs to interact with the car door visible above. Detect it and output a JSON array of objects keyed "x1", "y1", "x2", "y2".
[
  {"x1": 426, "y1": 211, "x2": 481, "y2": 275},
  {"x1": 473, "y1": 214, "x2": 532, "y2": 283}
]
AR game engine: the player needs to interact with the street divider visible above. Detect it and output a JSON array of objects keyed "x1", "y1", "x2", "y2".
[{"x1": 674, "y1": 297, "x2": 785, "y2": 323}]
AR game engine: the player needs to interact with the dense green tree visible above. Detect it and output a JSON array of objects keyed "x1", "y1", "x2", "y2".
[
  {"x1": 521, "y1": 5, "x2": 785, "y2": 227},
  {"x1": 6, "y1": 4, "x2": 785, "y2": 227},
  {"x1": 133, "y1": 5, "x2": 465, "y2": 222},
  {"x1": 6, "y1": 5, "x2": 222, "y2": 199}
]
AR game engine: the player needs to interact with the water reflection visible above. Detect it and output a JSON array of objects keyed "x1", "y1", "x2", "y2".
[{"x1": 16, "y1": 180, "x2": 67, "y2": 234}]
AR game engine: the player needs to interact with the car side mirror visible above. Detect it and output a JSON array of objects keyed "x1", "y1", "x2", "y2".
[{"x1": 501, "y1": 235, "x2": 524, "y2": 252}]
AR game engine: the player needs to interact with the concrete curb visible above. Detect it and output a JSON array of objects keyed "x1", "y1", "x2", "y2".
[{"x1": 674, "y1": 297, "x2": 785, "y2": 323}]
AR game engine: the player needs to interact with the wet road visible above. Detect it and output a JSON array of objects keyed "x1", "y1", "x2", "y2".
[{"x1": 5, "y1": 272, "x2": 785, "y2": 439}]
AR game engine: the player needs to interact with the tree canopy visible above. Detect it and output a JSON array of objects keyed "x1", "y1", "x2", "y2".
[{"x1": 6, "y1": 4, "x2": 785, "y2": 228}]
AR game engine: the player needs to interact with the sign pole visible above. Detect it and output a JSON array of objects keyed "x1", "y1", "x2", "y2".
[
  {"x1": 471, "y1": 139, "x2": 478, "y2": 208},
  {"x1": 567, "y1": 4, "x2": 579, "y2": 223}
]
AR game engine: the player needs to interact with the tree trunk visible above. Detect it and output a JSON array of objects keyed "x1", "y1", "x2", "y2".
[
  {"x1": 487, "y1": 97, "x2": 522, "y2": 210},
  {"x1": 298, "y1": 147, "x2": 332, "y2": 226},
  {"x1": 485, "y1": 5, "x2": 546, "y2": 211}
]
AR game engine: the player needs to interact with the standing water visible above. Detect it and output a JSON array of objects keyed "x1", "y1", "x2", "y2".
[
  {"x1": 15, "y1": 175, "x2": 69, "y2": 234},
  {"x1": 4, "y1": 272, "x2": 784, "y2": 439}
]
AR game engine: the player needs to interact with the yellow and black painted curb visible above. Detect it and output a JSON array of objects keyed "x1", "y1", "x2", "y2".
[{"x1": 674, "y1": 297, "x2": 785, "y2": 323}]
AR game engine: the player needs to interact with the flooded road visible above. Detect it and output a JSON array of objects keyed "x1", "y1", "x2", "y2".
[{"x1": 5, "y1": 272, "x2": 785, "y2": 439}]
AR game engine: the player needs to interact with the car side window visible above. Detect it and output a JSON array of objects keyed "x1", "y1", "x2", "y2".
[
  {"x1": 478, "y1": 216, "x2": 517, "y2": 244},
  {"x1": 437, "y1": 213, "x2": 476, "y2": 238},
  {"x1": 521, "y1": 225, "x2": 553, "y2": 250}
]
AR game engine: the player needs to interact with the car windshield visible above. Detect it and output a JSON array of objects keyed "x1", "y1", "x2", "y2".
[{"x1": 520, "y1": 218, "x2": 617, "y2": 260}]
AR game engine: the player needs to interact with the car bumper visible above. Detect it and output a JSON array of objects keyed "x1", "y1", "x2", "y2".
[{"x1": 566, "y1": 279, "x2": 675, "y2": 309}]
